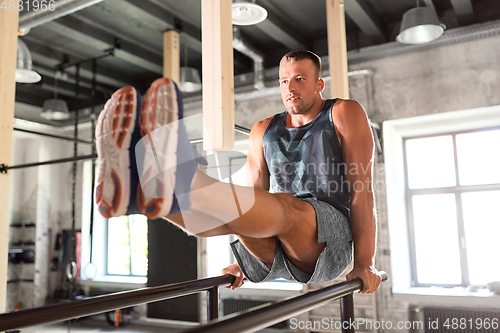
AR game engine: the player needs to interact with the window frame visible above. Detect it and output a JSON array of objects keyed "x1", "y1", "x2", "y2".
[
  {"x1": 383, "y1": 104, "x2": 500, "y2": 306},
  {"x1": 403, "y1": 127, "x2": 500, "y2": 288}
]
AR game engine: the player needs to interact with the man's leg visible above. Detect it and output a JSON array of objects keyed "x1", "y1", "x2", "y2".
[
  {"x1": 164, "y1": 209, "x2": 277, "y2": 268},
  {"x1": 166, "y1": 170, "x2": 326, "y2": 275}
]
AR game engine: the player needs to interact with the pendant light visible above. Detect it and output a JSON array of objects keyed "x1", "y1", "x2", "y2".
[
  {"x1": 396, "y1": 0, "x2": 445, "y2": 44},
  {"x1": 15, "y1": 38, "x2": 42, "y2": 83},
  {"x1": 178, "y1": 46, "x2": 202, "y2": 93},
  {"x1": 41, "y1": 72, "x2": 70, "y2": 120},
  {"x1": 231, "y1": 0, "x2": 267, "y2": 26}
]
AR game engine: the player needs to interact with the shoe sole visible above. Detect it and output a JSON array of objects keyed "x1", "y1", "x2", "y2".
[
  {"x1": 137, "y1": 78, "x2": 179, "y2": 218},
  {"x1": 95, "y1": 86, "x2": 139, "y2": 218}
]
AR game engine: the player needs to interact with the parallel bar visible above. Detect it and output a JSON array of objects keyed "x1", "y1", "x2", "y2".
[
  {"x1": 185, "y1": 279, "x2": 361, "y2": 333},
  {"x1": 13, "y1": 128, "x2": 94, "y2": 145},
  {"x1": 184, "y1": 272, "x2": 388, "y2": 333},
  {"x1": 0, "y1": 275, "x2": 235, "y2": 331},
  {"x1": 340, "y1": 294, "x2": 355, "y2": 333},
  {"x1": 207, "y1": 286, "x2": 219, "y2": 321}
]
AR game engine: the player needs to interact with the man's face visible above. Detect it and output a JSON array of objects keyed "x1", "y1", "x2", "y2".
[{"x1": 279, "y1": 59, "x2": 323, "y2": 115}]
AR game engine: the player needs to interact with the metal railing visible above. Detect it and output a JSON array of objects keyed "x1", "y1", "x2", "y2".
[{"x1": 0, "y1": 272, "x2": 388, "y2": 333}]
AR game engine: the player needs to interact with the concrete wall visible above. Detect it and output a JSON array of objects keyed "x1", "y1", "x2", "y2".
[
  {"x1": 348, "y1": 35, "x2": 500, "y2": 332},
  {"x1": 7, "y1": 125, "x2": 92, "y2": 310}
]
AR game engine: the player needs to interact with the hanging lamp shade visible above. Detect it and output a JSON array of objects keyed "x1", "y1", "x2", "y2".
[
  {"x1": 41, "y1": 99, "x2": 70, "y2": 120},
  {"x1": 396, "y1": 7, "x2": 445, "y2": 44},
  {"x1": 231, "y1": 0, "x2": 267, "y2": 26},
  {"x1": 16, "y1": 39, "x2": 42, "y2": 83},
  {"x1": 178, "y1": 67, "x2": 202, "y2": 93}
]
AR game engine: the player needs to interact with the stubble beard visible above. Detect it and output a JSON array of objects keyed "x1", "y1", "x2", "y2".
[{"x1": 287, "y1": 96, "x2": 317, "y2": 115}]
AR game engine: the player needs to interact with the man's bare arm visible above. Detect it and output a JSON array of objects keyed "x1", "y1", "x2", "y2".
[
  {"x1": 245, "y1": 118, "x2": 272, "y2": 190},
  {"x1": 334, "y1": 99, "x2": 381, "y2": 294},
  {"x1": 221, "y1": 118, "x2": 272, "y2": 289}
]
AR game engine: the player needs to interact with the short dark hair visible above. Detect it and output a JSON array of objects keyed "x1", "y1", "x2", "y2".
[{"x1": 279, "y1": 50, "x2": 322, "y2": 78}]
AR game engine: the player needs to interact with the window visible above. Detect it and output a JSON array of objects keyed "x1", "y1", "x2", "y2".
[
  {"x1": 404, "y1": 129, "x2": 500, "y2": 287},
  {"x1": 81, "y1": 160, "x2": 147, "y2": 284},
  {"x1": 384, "y1": 104, "x2": 500, "y2": 305},
  {"x1": 107, "y1": 214, "x2": 148, "y2": 276}
]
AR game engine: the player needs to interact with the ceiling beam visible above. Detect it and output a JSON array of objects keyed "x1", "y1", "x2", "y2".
[
  {"x1": 46, "y1": 16, "x2": 164, "y2": 74},
  {"x1": 450, "y1": 0, "x2": 475, "y2": 25},
  {"x1": 122, "y1": 0, "x2": 248, "y2": 71},
  {"x1": 343, "y1": 0, "x2": 387, "y2": 45},
  {"x1": 255, "y1": 19, "x2": 308, "y2": 50},
  {"x1": 124, "y1": 0, "x2": 202, "y2": 53},
  {"x1": 255, "y1": 0, "x2": 309, "y2": 50}
]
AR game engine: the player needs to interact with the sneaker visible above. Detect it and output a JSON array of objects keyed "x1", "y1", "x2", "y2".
[
  {"x1": 136, "y1": 78, "x2": 207, "y2": 219},
  {"x1": 95, "y1": 86, "x2": 142, "y2": 218}
]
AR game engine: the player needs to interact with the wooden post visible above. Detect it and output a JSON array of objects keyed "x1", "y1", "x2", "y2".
[
  {"x1": 201, "y1": 0, "x2": 235, "y2": 151},
  {"x1": 326, "y1": 0, "x2": 350, "y2": 99},
  {"x1": 163, "y1": 30, "x2": 180, "y2": 83},
  {"x1": 0, "y1": 9, "x2": 19, "y2": 313}
]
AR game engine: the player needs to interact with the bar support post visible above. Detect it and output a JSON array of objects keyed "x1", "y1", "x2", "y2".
[
  {"x1": 340, "y1": 293, "x2": 355, "y2": 333},
  {"x1": 206, "y1": 286, "x2": 219, "y2": 322}
]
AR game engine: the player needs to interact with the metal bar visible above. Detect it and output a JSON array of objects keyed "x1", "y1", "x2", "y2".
[
  {"x1": 234, "y1": 124, "x2": 251, "y2": 135},
  {"x1": 2, "y1": 134, "x2": 216, "y2": 171},
  {"x1": 0, "y1": 275, "x2": 235, "y2": 331},
  {"x1": 207, "y1": 286, "x2": 219, "y2": 322},
  {"x1": 185, "y1": 272, "x2": 388, "y2": 333},
  {"x1": 4, "y1": 123, "x2": 251, "y2": 172},
  {"x1": 1, "y1": 154, "x2": 98, "y2": 172},
  {"x1": 13, "y1": 128, "x2": 94, "y2": 145},
  {"x1": 340, "y1": 294, "x2": 355, "y2": 333}
]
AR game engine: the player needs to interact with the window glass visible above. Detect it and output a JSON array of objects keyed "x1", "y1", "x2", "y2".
[
  {"x1": 107, "y1": 216, "x2": 131, "y2": 275},
  {"x1": 130, "y1": 215, "x2": 148, "y2": 276},
  {"x1": 107, "y1": 214, "x2": 148, "y2": 276},
  {"x1": 412, "y1": 194, "x2": 462, "y2": 284},
  {"x1": 456, "y1": 130, "x2": 500, "y2": 186},
  {"x1": 406, "y1": 136, "x2": 456, "y2": 189},
  {"x1": 462, "y1": 191, "x2": 500, "y2": 285}
]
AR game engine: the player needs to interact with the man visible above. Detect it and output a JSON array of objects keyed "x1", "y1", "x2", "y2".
[{"x1": 95, "y1": 50, "x2": 381, "y2": 293}]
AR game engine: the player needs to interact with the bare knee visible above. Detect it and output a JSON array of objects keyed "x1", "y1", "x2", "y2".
[
  {"x1": 162, "y1": 213, "x2": 234, "y2": 238},
  {"x1": 236, "y1": 235, "x2": 276, "y2": 268}
]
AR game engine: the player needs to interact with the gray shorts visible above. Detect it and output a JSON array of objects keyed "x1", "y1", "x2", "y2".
[{"x1": 230, "y1": 197, "x2": 353, "y2": 284}]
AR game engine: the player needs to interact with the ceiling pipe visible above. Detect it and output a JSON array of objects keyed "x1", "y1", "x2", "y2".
[
  {"x1": 232, "y1": 27, "x2": 266, "y2": 90},
  {"x1": 19, "y1": 0, "x2": 105, "y2": 32}
]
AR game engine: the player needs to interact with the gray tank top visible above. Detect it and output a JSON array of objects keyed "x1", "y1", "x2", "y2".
[{"x1": 262, "y1": 99, "x2": 351, "y2": 219}]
